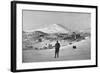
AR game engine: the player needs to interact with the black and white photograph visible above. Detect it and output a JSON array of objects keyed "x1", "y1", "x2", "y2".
[
  {"x1": 11, "y1": 1, "x2": 97, "y2": 72},
  {"x1": 22, "y1": 10, "x2": 91, "y2": 63}
]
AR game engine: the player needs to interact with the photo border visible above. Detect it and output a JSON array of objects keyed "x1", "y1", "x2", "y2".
[{"x1": 11, "y1": 1, "x2": 98, "y2": 72}]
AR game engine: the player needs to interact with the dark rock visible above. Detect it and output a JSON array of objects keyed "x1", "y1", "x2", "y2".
[{"x1": 73, "y1": 46, "x2": 76, "y2": 49}]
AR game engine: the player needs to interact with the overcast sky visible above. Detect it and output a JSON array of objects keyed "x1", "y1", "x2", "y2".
[{"x1": 23, "y1": 10, "x2": 91, "y2": 32}]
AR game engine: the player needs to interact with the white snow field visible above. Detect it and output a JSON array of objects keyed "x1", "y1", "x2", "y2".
[{"x1": 22, "y1": 37, "x2": 91, "y2": 63}]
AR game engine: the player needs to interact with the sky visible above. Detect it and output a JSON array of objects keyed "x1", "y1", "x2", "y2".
[{"x1": 23, "y1": 10, "x2": 91, "y2": 32}]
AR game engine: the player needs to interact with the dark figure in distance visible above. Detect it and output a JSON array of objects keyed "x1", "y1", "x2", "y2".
[{"x1": 55, "y1": 41, "x2": 60, "y2": 58}]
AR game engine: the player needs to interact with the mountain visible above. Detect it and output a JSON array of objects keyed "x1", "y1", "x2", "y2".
[
  {"x1": 25, "y1": 24, "x2": 70, "y2": 34},
  {"x1": 32, "y1": 31, "x2": 48, "y2": 36}
]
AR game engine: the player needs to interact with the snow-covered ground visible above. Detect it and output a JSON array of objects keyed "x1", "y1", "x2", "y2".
[{"x1": 22, "y1": 37, "x2": 91, "y2": 63}]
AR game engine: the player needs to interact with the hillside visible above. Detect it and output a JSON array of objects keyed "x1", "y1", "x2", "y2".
[{"x1": 22, "y1": 24, "x2": 90, "y2": 50}]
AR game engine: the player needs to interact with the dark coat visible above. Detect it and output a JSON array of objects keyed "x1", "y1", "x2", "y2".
[{"x1": 55, "y1": 42, "x2": 60, "y2": 52}]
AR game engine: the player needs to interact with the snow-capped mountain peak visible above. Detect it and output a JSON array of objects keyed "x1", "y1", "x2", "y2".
[{"x1": 26, "y1": 24, "x2": 69, "y2": 34}]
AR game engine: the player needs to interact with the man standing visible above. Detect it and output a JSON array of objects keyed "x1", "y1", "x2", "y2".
[{"x1": 55, "y1": 41, "x2": 60, "y2": 58}]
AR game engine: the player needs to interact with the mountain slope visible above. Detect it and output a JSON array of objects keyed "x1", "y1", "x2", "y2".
[{"x1": 25, "y1": 24, "x2": 69, "y2": 34}]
